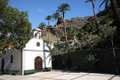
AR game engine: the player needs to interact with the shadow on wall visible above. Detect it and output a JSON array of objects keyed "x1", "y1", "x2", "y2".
[{"x1": 52, "y1": 49, "x2": 120, "y2": 74}]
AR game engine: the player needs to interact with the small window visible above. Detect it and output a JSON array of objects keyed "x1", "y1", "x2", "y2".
[{"x1": 11, "y1": 55, "x2": 13, "y2": 63}]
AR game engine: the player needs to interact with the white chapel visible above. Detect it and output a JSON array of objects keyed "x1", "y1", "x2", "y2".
[{"x1": 0, "y1": 28, "x2": 52, "y2": 75}]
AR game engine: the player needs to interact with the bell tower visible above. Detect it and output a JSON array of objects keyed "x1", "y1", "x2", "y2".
[{"x1": 33, "y1": 28, "x2": 42, "y2": 39}]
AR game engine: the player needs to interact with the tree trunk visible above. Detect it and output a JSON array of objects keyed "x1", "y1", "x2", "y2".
[
  {"x1": 48, "y1": 21, "x2": 50, "y2": 26},
  {"x1": 63, "y1": 12, "x2": 67, "y2": 48},
  {"x1": 110, "y1": 0, "x2": 120, "y2": 34},
  {"x1": 92, "y1": 0, "x2": 98, "y2": 34},
  {"x1": 117, "y1": 0, "x2": 120, "y2": 7},
  {"x1": 48, "y1": 21, "x2": 50, "y2": 47},
  {"x1": 56, "y1": 19, "x2": 59, "y2": 51},
  {"x1": 48, "y1": 30, "x2": 50, "y2": 47}
]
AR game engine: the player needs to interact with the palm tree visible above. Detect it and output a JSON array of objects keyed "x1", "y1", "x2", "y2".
[
  {"x1": 57, "y1": 3, "x2": 71, "y2": 44},
  {"x1": 45, "y1": 15, "x2": 52, "y2": 26},
  {"x1": 99, "y1": 0, "x2": 110, "y2": 9},
  {"x1": 38, "y1": 22, "x2": 46, "y2": 30},
  {"x1": 110, "y1": 0, "x2": 120, "y2": 35},
  {"x1": 85, "y1": 0, "x2": 98, "y2": 33},
  {"x1": 52, "y1": 13, "x2": 60, "y2": 46},
  {"x1": 99, "y1": 0, "x2": 120, "y2": 34},
  {"x1": 45, "y1": 15, "x2": 52, "y2": 46}
]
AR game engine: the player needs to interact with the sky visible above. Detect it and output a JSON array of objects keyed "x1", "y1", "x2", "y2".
[{"x1": 8, "y1": 0, "x2": 105, "y2": 29}]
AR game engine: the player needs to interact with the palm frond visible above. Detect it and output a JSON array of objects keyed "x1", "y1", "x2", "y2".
[
  {"x1": 38, "y1": 22, "x2": 46, "y2": 28},
  {"x1": 99, "y1": 0, "x2": 106, "y2": 9},
  {"x1": 45, "y1": 15, "x2": 52, "y2": 21},
  {"x1": 99, "y1": 0, "x2": 110, "y2": 10},
  {"x1": 57, "y1": 3, "x2": 71, "y2": 12},
  {"x1": 105, "y1": 0, "x2": 110, "y2": 9},
  {"x1": 52, "y1": 12, "x2": 60, "y2": 21},
  {"x1": 85, "y1": 0, "x2": 92, "y2": 3}
]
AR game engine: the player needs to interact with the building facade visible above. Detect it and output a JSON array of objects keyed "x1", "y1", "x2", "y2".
[{"x1": 0, "y1": 28, "x2": 52, "y2": 75}]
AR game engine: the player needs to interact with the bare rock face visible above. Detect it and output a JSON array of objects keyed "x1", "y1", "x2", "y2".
[{"x1": 56, "y1": 16, "x2": 91, "y2": 30}]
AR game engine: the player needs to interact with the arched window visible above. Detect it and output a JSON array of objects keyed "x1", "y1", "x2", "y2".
[{"x1": 11, "y1": 55, "x2": 13, "y2": 63}]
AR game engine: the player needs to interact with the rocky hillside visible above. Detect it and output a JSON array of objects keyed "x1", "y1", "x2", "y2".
[
  {"x1": 43, "y1": 6, "x2": 119, "y2": 44},
  {"x1": 42, "y1": 16, "x2": 91, "y2": 44},
  {"x1": 57, "y1": 16, "x2": 91, "y2": 30}
]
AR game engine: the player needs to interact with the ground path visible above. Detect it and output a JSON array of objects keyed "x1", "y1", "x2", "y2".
[{"x1": 0, "y1": 70, "x2": 120, "y2": 80}]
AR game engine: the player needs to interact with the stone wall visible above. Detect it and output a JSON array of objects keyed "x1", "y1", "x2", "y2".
[{"x1": 52, "y1": 49, "x2": 120, "y2": 73}]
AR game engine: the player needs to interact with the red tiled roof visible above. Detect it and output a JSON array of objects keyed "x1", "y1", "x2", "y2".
[
  {"x1": 59, "y1": 40, "x2": 75, "y2": 44},
  {"x1": 9, "y1": 45, "x2": 14, "y2": 48}
]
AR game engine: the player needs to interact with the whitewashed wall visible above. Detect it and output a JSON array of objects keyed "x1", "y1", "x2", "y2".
[
  {"x1": 44, "y1": 52, "x2": 52, "y2": 68},
  {"x1": 0, "y1": 29, "x2": 52, "y2": 74},
  {"x1": 23, "y1": 51, "x2": 44, "y2": 70},
  {"x1": 23, "y1": 38, "x2": 51, "y2": 70},
  {"x1": 0, "y1": 49, "x2": 21, "y2": 74},
  {"x1": 24, "y1": 38, "x2": 44, "y2": 51}
]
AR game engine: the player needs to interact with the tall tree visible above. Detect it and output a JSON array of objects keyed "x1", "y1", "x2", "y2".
[
  {"x1": 52, "y1": 13, "x2": 60, "y2": 49},
  {"x1": 57, "y1": 3, "x2": 71, "y2": 47},
  {"x1": 0, "y1": 0, "x2": 32, "y2": 75},
  {"x1": 110, "y1": 0, "x2": 120, "y2": 34},
  {"x1": 85, "y1": 0, "x2": 98, "y2": 33},
  {"x1": 38, "y1": 22, "x2": 46, "y2": 42},
  {"x1": 45, "y1": 15, "x2": 52, "y2": 26},
  {"x1": 99, "y1": 0, "x2": 120, "y2": 34},
  {"x1": 38, "y1": 22, "x2": 46, "y2": 30},
  {"x1": 0, "y1": 0, "x2": 32, "y2": 55},
  {"x1": 0, "y1": 0, "x2": 10, "y2": 54},
  {"x1": 13, "y1": 11, "x2": 32, "y2": 50},
  {"x1": 45, "y1": 15, "x2": 52, "y2": 46}
]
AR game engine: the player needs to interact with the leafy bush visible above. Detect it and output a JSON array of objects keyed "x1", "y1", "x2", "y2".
[
  {"x1": 86, "y1": 26, "x2": 116, "y2": 48},
  {"x1": 50, "y1": 49, "x2": 61, "y2": 55},
  {"x1": 67, "y1": 35, "x2": 74, "y2": 40},
  {"x1": 85, "y1": 54, "x2": 99, "y2": 65},
  {"x1": 85, "y1": 24, "x2": 96, "y2": 33},
  {"x1": 67, "y1": 45, "x2": 76, "y2": 53},
  {"x1": 60, "y1": 36, "x2": 65, "y2": 41},
  {"x1": 85, "y1": 53, "x2": 99, "y2": 70},
  {"x1": 99, "y1": 18, "x2": 112, "y2": 25},
  {"x1": 86, "y1": 34, "x2": 100, "y2": 48},
  {"x1": 0, "y1": 52, "x2": 2, "y2": 57},
  {"x1": 44, "y1": 40, "x2": 49, "y2": 45}
]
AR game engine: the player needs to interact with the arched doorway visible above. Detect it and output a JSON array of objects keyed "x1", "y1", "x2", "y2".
[
  {"x1": 1, "y1": 58, "x2": 4, "y2": 73},
  {"x1": 34, "y1": 56, "x2": 43, "y2": 72}
]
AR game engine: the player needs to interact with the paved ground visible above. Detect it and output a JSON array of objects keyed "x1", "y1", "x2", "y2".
[{"x1": 0, "y1": 70, "x2": 120, "y2": 80}]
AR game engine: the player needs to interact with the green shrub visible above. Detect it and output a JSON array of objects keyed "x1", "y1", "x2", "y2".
[
  {"x1": 44, "y1": 40, "x2": 49, "y2": 45},
  {"x1": 85, "y1": 54, "x2": 99, "y2": 65},
  {"x1": 99, "y1": 18, "x2": 112, "y2": 25},
  {"x1": 60, "y1": 36, "x2": 65, "y2": 41},
  {"x1": 67, "y1": 46, "x2": 76, "y2": 53},
  {"x1": 86, "y1": 26, "x2": 116, "y2": 48},
  {"x1": 85, "y1": 24, "x2": 96, "y2": 33},
  {"x1": 85, "y1": 53, "x2": 99, "y2": 70}
]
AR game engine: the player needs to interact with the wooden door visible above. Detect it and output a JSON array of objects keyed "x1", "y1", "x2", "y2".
[{"x1": 35, "y1": 56, "x2": 43, "y2": 72}]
